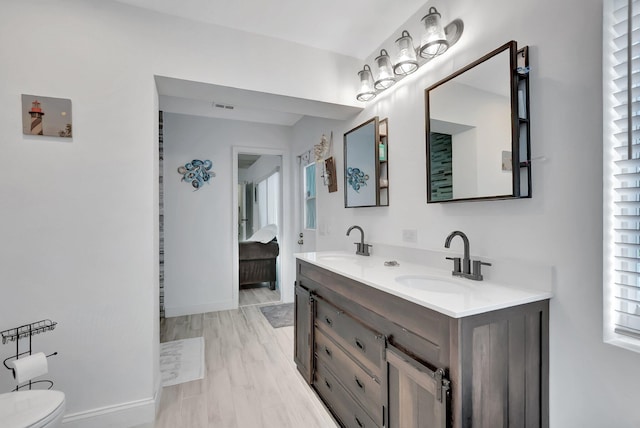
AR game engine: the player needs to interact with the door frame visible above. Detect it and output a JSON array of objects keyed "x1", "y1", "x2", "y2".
[
  {"x1": 295, "y1": 150, "x2": 318, "y2": 253},
  {"x1": 232, "y1": 146, "x2": 292, "y2": 307}
]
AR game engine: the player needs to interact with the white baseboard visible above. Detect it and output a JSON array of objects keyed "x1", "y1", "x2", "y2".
[
  {"x1": 62, "y1": 395, "x2": 156, "y2": 428},
  {"x1": 165, "y1": 299, "x2": 235, "y2": 317},
  {"x1": 154, "y1": 375, "x2": 163, "y2": 415}
]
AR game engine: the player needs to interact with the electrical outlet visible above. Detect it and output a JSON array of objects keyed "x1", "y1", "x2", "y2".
[{"x1": 402, "y1": 229, "x2": 418, "y2": 243}]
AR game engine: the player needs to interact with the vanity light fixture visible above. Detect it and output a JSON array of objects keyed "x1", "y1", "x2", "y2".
[
  {"x1": 419, "y1": 7, "x2": 448, "y2": 59},
  {"x1": 355, "y1": 7, "x2": 464, "y2": 102},
  {"x1": 374, "y1": 49, "x2": 396, "y2": 90},
  {"x1": 393, "y1": 31, "x2": 419, "y2": 76},
  {"x1": 356, "y1": 65, "x2": 377, "y2": 102}
]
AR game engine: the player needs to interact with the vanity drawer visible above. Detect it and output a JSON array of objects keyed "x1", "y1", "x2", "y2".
[
  {"x1": 314, "y1": 360, "x2": 381, "y2": 428},
  {"x1": 315, "y1": 328, "x2": 383, "y2": 426},
  {"x1": 315, "y1": 297, "x2": 384, "y2": 377}
]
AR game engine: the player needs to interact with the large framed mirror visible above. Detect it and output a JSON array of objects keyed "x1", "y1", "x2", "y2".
[
  {"x1": 344, "y1": 117, "x2": 389, "y2": 207},
  {"x1": 425, "y1": 40, "x2": 531, "y2": 203}
]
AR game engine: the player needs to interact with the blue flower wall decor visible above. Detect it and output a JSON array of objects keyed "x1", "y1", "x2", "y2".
[
  {"x1": 177, "y1": 159, "x2": 215, "y2": 190},
  {"x1": 346, "y1": 167, "x2": 369, "y2": 192}
]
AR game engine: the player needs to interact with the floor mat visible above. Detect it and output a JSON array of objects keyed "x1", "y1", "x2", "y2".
[{"x1": 260, "y1": 303, "x2": 294, "y2": 328}]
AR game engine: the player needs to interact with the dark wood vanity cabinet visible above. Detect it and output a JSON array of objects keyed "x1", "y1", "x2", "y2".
[
  {"x1": 294, "y1": 282, "x2": 314, "y2": 384},
  {"x1": 386, "y1": 344, "x2": 449, "y2": 428},
  {"x1": 294, "y1": 259, "x2": 549, "y2": 428}
]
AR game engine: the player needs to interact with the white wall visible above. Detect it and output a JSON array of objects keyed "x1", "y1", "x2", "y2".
[
  {"x1": 163, "y1": 114, "x2": 291, "y2": 316},
  {"x1": 452, "y1": 128, "x2": 479, "y2": 198},
  {"x1": 245, "y1": 156, "x2": 282, "y2": 185},
  {"x1": 0, "y1": 1, "x2": 159, "y2": 425},
  {"x1": 0, "y1": 0, "x2": 358, "y2": 425},
  {"x1": 313, "y1": 0, "x2": 640, "y2": 426},
  {"x1": 238, "y1": 168, "x2": 249, "y2": 183},
  {"x1": 291, "y1": 116, "x2": 346, "y2": 253}
]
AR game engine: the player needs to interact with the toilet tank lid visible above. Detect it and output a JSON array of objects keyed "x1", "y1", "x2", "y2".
[{"x1": 0, "y1": 390, "x2": 65, "y2": 428}]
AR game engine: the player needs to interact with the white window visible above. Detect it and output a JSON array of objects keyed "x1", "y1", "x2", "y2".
[
  {"x1": 604, "y1": 0, "x2": 640, "y2": 352},
  {"x1": 256, "y1": 170, "x2": 279, "y2": 230},
  {"x1": 304, "y1": 163, "x2": 316, "y2": 230}
]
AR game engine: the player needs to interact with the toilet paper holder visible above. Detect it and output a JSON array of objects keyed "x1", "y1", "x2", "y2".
[{"x1": 1, "y1": 319, "x2": 58, "y2": 391}]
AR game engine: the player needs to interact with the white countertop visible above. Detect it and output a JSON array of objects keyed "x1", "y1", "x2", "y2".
[{"x1": 295, "y1": 251, "x2": 552, "y2": 318}]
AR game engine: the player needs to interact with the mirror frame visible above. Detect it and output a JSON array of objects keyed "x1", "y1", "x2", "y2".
[
  {"x1": 425, "y1": 40, "x2": 530, "y2": 203},
  {"x1": 344, "y1": 116, "x2": 381, "y2": 208}
]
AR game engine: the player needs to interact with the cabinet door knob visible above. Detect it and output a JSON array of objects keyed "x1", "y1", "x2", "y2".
[
  {"x1": 354, "y1": 376, "x2": 365, "y2": 391},
  {"x1": 354, "y1": 415, "x2": 365, "y2": 427},
  {"x1": 324, "y1": 346, "x2": 332, "y2": 358},
  {"x1": 324, "y1": 316, "x2": 333, "y2": 326},
  {"x1": 355, "y1": 338, "x2": 366, "y2": 352}
]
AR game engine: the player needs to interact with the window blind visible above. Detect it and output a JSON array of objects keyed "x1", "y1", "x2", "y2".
[{"x1": 611, "y1": 0, "x2": 640, "y2": 339}]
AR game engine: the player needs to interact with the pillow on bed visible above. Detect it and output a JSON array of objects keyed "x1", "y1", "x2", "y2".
[{"x1": 247, "y1": 224, "x2": 278, "y2": 244}]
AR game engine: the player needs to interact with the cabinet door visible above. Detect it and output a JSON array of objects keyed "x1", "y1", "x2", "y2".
[
  {"x1": 386, "y1": 345, "x2": 449, "y2": 428},
  {"x1": 294, "y1": 282, "x2": 314, "y2": 384}
]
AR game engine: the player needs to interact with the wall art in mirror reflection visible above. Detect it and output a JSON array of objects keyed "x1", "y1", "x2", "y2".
[{"x1": 346, "y1": 167, "x2": 370, "y2": 192}]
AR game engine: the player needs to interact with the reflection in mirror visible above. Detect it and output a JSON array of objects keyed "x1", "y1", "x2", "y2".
[
  {"x1": 426, "y1": 41, "x2": 530, "y2": 203},
  {"x1": 344, "y1": 118, "x2": 378, "y2": 207}
]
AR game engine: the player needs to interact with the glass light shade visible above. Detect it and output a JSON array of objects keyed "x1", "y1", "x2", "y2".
[
  {"x1": 419, "y1": 7, "x2": 449, "y2": 59},
  {"x1": 393, "y1": 30, "x2": 419, "y2": 76},
  {"x1": 356, "y1": 65, "x2": 376, "y2": 102},
  {"x1": 374, "y1": 49, "x2": 396, "y2": 90}
]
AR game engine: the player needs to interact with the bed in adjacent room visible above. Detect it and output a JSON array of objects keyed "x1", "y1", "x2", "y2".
[{"x1": 239, "y1": 224, "x2": 279, "y2": 290}]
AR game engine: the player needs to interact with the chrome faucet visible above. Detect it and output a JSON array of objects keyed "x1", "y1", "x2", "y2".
[
  {"x1": 346, "y1": 225, "x2": 372, "y2": 256},
  {"x1": 444, "y1": 230, "x2": 491, "y2": 281}
]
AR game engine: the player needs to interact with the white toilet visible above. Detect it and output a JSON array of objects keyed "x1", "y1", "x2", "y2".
[{"x1": 0, "y1": 390, "x2": 65, "y2": 428}]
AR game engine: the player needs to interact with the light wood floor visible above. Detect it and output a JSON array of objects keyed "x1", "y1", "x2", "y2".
[
  {"x1": 156, "y1": 306, "x2": 338, "y2": 428},
  {"x1": 238, "y1": 285, "x2": 280, "y2": 307}
]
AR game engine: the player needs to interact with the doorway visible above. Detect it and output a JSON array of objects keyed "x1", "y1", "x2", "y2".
[{"x1": 234, "y1": 150, "x2": 285, "y2": 307}]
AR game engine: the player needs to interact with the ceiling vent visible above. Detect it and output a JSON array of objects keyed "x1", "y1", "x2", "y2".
[{"x1": 212, "y1": 102, "x2": 234, "y2": 110}]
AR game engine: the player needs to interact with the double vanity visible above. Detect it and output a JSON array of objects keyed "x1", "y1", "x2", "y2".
[
  {"x1": 294, "y1": 251, "x2": 550, "y2": 428},
  {"x1": 299, "y1": 38, "x2": 543, "y2": 428}
]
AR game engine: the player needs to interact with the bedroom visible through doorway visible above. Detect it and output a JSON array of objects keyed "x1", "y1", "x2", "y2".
[{"x1": 237, "y1": 153, "x2": 282, "y2": 307}]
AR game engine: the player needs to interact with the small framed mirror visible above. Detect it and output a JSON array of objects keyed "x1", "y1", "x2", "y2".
[
  {"x1": 425, "y1": 40, "x2": 531, "y2": 203},
  {"x1": 344, "y1": 117, "x2": 389, "y2": 208}
]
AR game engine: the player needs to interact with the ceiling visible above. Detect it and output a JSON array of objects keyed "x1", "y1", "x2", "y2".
[
  {"x1": 238, "y1": 154, "x2": 261, "y2": 169},
  {"x1": 114, "y1": 0, "x2": 427, "y2": 59},
  {"x1": 116, "y1": 0, "x2": 429, "y2": 126},
  {"x1": 155, "y1": 76, "x2": 362, "y2": 126}
]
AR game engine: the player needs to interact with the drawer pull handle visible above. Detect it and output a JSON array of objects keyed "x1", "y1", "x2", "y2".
[
  {"x1": 355, "y1": 338, "x2": 365, "y2": 352},
  {"x1": 325, "y1": 316, "x2": 333, "y2": 326},
  {"x1": 324, "y1": 346, "x2": 332, "y2": 358},
  {"x1": 355, "y1": 415, "x2": 365, "y2": 427},
  {"x1": 324, "y1": 378, "x2": 332, "y2": 390},
  {"x1": 355, "y1": 376, "x2": 364, "y2": 390}
]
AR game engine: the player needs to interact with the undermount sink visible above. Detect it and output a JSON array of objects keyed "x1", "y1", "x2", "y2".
[
  {"x1": 395, "y1": 275, "x2": 472, "y2": 293},
  {"x1": 316, "y1": 253, "x2": 358, "y2": 261}
]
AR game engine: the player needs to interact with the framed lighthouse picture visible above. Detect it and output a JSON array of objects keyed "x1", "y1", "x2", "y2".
[{"x1": 21, "y1": 94, "x2": 72, "y2": 138}]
